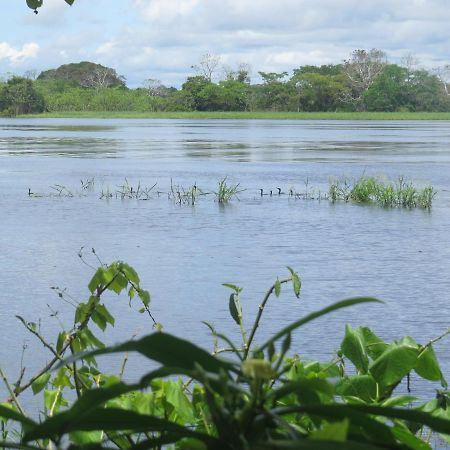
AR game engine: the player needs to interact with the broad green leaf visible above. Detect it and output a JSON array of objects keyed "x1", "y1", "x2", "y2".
[
  {"x1": 274, "y1": 403, "x2": 396, "y2": 445},
  {"x1": 369, "y1": 343, "x2": 419, "y2": 389},
  {"x1": 297, "y1": 404, "x2": 450, "y2": 435},
  {"x1": 0, "y1": 404, "x2": 36, "y2": 427},
  {"x1": 165, "y1": 380, "x2": 195, "y2": 423},
  {"x1": 69, "y1": 430, "x2": 102, "y2": 445},
  {"x1": 65, "y1": 0, "x2": 75, "y2": 5},
  {"x1": 260, "y1": 297, "x2": 381, "y2": 351},
  {"x1": 31, "y1": 372, "x2": 51, "y2": 395},
  {"x1": 415, "y1": 345, "x2": 445, "y2": 384},
  {"x1": 119, "y1": 262, "x2": 140, "y2": 284},
  {"x1": 228, "y1": 293, "x2": 241, "y2": 325},
  {"x1": 271, "y1": 378, "x2": 334, "y2": 404},
  {"x1": 360, "y1": 327, "x2": 388, "y2": 360},
  {"x1": 88, "y1": 268, "x2": 103, "y2": 293},
  {"x1": 309, "y1": 418, "x2": 349, "y2": 442},
  {"x1": 335, "y1": 375, "x2": 377, "y2": 403},
  {"x1": 341, "y1": 325, "x2": 369, "y2": 374},
  {"x1": 61, "y1": 332, "x2": 235, "y2": 375},
  {"x1": 391, "y1": 423, "x2": 432, "y2": 450},
  {"x1": 91, "y1": 309, "x2": 107, "y2": 331},
  {"x1": 95, "y1": 304, "x2": 115, "y2": 327}
]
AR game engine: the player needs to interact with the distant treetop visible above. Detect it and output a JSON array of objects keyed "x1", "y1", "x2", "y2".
[{"x1": 37, "y1": 62, "x2": 126, "y2": 89}]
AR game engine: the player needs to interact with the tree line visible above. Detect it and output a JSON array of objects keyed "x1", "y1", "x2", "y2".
[{"x1": 1, "y1": 49, "x2": 450, "y2": 115}]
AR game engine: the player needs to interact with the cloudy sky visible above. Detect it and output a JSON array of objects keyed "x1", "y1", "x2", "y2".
[{"x1": 1, "y1": 0, "x2": 449, "y2": 87}]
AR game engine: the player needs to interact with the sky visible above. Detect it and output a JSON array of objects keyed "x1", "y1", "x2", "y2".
[{"x1": 1, "y1": 0, "x2": 450, "y2": 88}]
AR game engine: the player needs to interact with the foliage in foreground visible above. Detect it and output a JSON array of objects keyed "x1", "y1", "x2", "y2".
[{"x1": 0, "y1": 258, "x2": 449, "y2": 449}]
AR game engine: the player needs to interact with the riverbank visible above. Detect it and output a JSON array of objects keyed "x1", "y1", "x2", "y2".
[{"x1": 22, "y1": 111, "x2": 450, "y2": 120}]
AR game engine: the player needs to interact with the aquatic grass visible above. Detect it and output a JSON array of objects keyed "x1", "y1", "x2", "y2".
[
  {"x1": 115, "y1": 178, "x2": 157, "y2": 200},
  {"x1": 329, "y1": 176, "x2": 436, "y2": 209},
  {"x1": 214, "y1": 178, "x2": 244, "y2": 203},
  {"x1": 168, "y1": 179, "x2": 207, "y2": 205}
]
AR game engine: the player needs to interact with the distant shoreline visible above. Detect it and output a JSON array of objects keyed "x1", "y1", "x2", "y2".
[{"x1": 20, "y1": 111, "x2": 450, "y2": 120}]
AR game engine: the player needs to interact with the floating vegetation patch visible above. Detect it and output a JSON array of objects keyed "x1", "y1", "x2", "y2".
[{"x1": 329, "y1": 176, "x2": 436, "y2": 209}]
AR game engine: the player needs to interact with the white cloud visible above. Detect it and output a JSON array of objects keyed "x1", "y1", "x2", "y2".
[
  {"x1": 132, "y1": 0, "x2": 200, "y2": 21},
  {"x1": 0, "y1": 42, "x2": 39, "y2": 65}
]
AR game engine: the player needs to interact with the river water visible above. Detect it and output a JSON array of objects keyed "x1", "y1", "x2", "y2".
[{"x1": 0, "y1": 118, "x2": 449, "y2": 404}]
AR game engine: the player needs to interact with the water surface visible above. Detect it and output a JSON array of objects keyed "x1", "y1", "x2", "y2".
[{"x1": 0, "y1": 118, "x2": 449, "y2": 403}]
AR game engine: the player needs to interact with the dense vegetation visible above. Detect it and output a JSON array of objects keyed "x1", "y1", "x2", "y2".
[
  {"x1": 2, "y1": 49, "x2": 450, "y2": 115},
  {"x1": 0, "y1": 260, "x2": 449, "y2": 449}
]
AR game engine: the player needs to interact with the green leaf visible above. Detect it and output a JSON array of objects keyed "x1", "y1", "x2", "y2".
[
  {"x1": 260, "y1": 297, "x2": 381, "y2": 351},
  {"x1": 271, "y1": 378, "x2": 334, "y2": 404},
  {"x1": 65, "y1": 0, "x2": 75, "y2": 5},
  {"x1": 336, "y1": 375, "x2": 377, "y2": 403},
  {"x1": 165, "y1": 380, "x2": 195, "y2": 423},
  {"x1": 119, "y1": 262, "x2": 140, "y2": 284},
  {"x1": 360, "y1": 327, "x2": 389, "y2": 360},
  {"x1": 369, "y1": 343, "x2": 419, "y2": 390},
  {"x1": 341, "y1": 325, "x2": 369, "y2": 374},
  {"x1": 69, "y1": 430, "x2": 102, "y2": 445},
  {"x1": 139, "y1": 289, "x2": 151, "y2": 307},
  {"x1": 56, "y1": 331, "x2": 68, "y2": 353},
  {"x1": 309, "y1": 418, "x2": 349, "y2": 442},
  {"x1": 95, "y1": 304, "x2": 115, "y2": 327},
  {"x1": 380, "y1": 395, "x2": 416, "y2": 407},
  {"x1": 26, "y1": 0, "x2": 43, "y2": 10},
  {"x1": 279, "y1": 404, "x2": 450, "y2": 436},
  {"x1": 0, "y1": 404, "x2": 36, "y2": 427},
  {"x1": 391, "y1": 423, "x2": 432, "y2": 450},
  {"x1": 287, "y1": 266, "x2": 301, "y2": 298},
  {"x1": 415, "y1": 345, "x2": 445, "y2": 383},
  {"x1": 88, "y1": 268, "x2": 103, "y2": 293},
  {"x1": 222, "y1": 283, "x2": 241, "y2": 293},
  {"x1": 274, "y1": 278, "x2": 281, "y2": 297},
  {"x1": 61, "y1": 332, "x2": 235, "y2": 375},
  {"x1": 228, "y1": 293, "x2": 241, "y2": 325},
  {"x1": 24, "y1": 408, "x2": 217, "y2": 444},
  {"x1": 31, "y1": 372, "x2": 51, "y2": 395},
  {"x1": 91, "y1": 309, "x2": 107, "y2": 331}
]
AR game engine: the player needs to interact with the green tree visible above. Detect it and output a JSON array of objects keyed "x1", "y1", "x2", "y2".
[
  {"x1": 290, "y1": 71, "x2": 346, "y2": 111},
  {"x1": 253, "y1": 71, "x2": 296, "y2": 111},
  {"x1": 0, "y1": 76, "x2": 45, "y2": 115},
  {"x1": 364, "y1": 64, "x2": 408, "y2": 111}
]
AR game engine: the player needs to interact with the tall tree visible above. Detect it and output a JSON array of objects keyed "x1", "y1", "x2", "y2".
[
  {"x1": 0, "y1": 76, "x2": 45, "y2": 115},
  {"x1": 342, "y1": 48, "x2": 387, "y2": 109}
]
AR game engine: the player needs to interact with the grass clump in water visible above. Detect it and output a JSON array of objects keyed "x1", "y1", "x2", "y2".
[
  {"x1": 214, "y1": 178, "x2": 244, "y2": 203},
  {"x1": 329, "y1": 176, "x2": 436, "y2": 208}
]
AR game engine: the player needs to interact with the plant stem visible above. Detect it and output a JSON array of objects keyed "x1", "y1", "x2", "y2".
[{"x1": 244, "y1": 277, "x2": 291, "y2": 359}]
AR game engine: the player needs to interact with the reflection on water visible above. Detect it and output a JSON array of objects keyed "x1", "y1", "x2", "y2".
[{"x1": 0, "y1": 118, "x2": 449, "y2": 404}]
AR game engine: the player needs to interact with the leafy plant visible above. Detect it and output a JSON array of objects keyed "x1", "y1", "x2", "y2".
[{"x1": 0, "y1": 260, "x2": 449, "y2": 449}]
